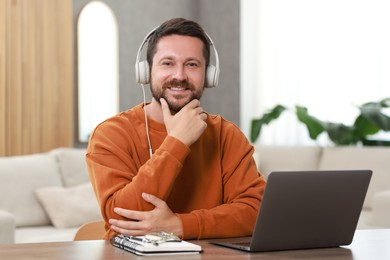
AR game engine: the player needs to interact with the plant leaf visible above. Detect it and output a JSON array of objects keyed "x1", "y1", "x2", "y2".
[
  {"x1": 325, "y1": 123, "x2": 358, "y2": 145},
  {"x1": 250, "y1": 119, "x2": 262, "y2": 143},
  {"x1": 353, "y1": 115, "x2": 380, "y2": 138},
  {"x1": 295, "y1": 106, "x2": 325, "y2": 139},
  {"x1": 362, "y1": 139, "x2": 390, "y2": 146},
  {"x1": 379, "y1": 97, "x2": 390, "y2": 107},
  {"x1": 250, "y1": 105, "x2": 286, "y2": 142},
  {"x1": 359, "y1": 104, "x2": 390, "y2": 131}
]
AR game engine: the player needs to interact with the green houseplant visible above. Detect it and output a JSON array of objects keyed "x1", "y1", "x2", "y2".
[{"x1": 250, "y1": 98, "x2": 390, "y2": 146}]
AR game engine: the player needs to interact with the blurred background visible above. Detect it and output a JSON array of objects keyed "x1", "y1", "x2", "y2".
[{"x1": 2, "y1": 0, "x2": 390, "y2": 156}]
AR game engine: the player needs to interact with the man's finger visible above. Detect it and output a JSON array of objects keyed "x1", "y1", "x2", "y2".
[
  {"x1": 200, "y1": 112, "x2": 207, "y2": 121},
  {"x1": 142, "y1": 192, "x2": 165, "y2": 208},
  {"x1": 110, "y1": 226, "x2": 146, "y2": 237},
  {"x1": 109, "y1": 219, "x2": 149, "y2": 235},
  {"x1": 185, "y1": 99, "x2": 201, "y2": 109},
  {"x1": 113, "y1": 207, "x2": 145, "y2": 220}
]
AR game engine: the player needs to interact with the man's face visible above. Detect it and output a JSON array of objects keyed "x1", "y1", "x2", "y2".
[{"x1": 150, "y1": 35, "x2": 206, "y2": 113}]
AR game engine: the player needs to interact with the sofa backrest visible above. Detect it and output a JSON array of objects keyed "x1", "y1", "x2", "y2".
[
  {"x1": 254, "y1": 146, "x2": 322, "y2": 178},
  {"x1": 50, "y1": 148, "x2": 89, "y2": 187},
  {"x1": 0, "y1": 152, "x2": 62, "y2": 227},
  {"x1": 318, "y1": 147, "x2": 390, "y2": 210},
  {"x1": 254, "y1": 146, "x2": 390, "y2": 210}
]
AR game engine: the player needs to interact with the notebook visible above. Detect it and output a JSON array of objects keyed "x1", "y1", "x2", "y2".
[
  {"x1": 211, "y1": 170, "x2": 372, "y2": 252},
  {"x1": 111, "y1": 233, "x2": 202, "y2": 256}
]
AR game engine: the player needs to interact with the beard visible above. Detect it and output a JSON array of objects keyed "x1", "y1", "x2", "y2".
[{"x1": 150, "y1": 79, "x2": 204, "y2": 113}]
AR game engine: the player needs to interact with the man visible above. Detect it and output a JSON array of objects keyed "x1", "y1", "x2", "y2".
[{"x1": 86, "y1": 18, "x2": 266, "y2": 240}]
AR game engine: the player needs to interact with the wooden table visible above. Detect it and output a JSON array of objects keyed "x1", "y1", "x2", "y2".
[{"x1": 0, "y1": 229, "x2": 389, "y2": 259}]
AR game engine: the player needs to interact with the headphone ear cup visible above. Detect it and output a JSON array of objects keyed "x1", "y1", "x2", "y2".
[
  {"x1": 135, "y1": 60, "x2": 150, "y2": 84},
  {"x1": 206, "y1": 65, "x2": 219, "y2": 88}
]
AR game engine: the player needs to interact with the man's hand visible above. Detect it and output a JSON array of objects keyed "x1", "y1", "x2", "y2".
[
  {"x1": 160, "y1": 98, "x2": 207, "y2": 147},
  {"x1": 108, "y1": 193, "x2": 183, "y2": 238}
]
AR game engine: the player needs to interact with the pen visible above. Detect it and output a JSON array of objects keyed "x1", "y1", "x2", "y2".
[{"x1": 128, "y1": 236, "x2": 159, "y2": 246}]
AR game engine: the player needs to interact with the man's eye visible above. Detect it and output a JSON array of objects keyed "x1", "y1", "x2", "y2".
[
  {"x1": 162, "y1": 61, "x2": 173, "y2": 66},
  {"x1": 187, "y1": 63, "x2": 198, "y2": 68}
]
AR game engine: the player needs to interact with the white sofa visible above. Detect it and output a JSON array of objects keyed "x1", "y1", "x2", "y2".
[
  {"x1": 254, "y1": 146, "x2": 390, "y2": 229},
  {"x1": 0, "y1": 148, "x2": 102, "y2": 244},
  {"x1": 1, "y1": 146, "x2": 389, "y2": 244}
]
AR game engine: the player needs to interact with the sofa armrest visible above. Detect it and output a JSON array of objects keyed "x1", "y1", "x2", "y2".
[
  {"x1": 0, "y1": 210, "x2": 15, "y2": 243},
  {"x1": 372, "y1": 190, "x2": 390, "y2": 228}
]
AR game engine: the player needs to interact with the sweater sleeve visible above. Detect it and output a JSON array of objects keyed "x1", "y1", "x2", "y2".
[
  {"x1": 177, "y1": 121, "x2": 266, "y2": 239},
  {"x1": 86, "y1": 116, "x2": 190, "y2": 238}
]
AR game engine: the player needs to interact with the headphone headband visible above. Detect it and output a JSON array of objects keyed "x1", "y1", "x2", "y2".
[{"x1": 135, "y1": 27, "x2": 220, "y2": 88}]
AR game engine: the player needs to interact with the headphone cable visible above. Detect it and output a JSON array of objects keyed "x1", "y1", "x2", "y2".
[{"x1": 141, "y1": 83, "x2": 153, "y2": 158}]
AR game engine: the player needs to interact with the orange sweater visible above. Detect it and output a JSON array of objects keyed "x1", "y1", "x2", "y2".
[{"x1": 86, "y1": 103, "x2": 266, "y2": 240}]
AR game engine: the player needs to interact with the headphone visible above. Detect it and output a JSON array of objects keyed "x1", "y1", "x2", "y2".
[{"x1": 135, "y1": 27, "x2": 220, "y2": 88}]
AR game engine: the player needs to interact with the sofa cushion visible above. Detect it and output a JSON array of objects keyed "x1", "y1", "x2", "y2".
[
  {"x1": 318, "y1": 147, "x2": 390, "y2": 209},
  {"x1": 35, "y1": 182, "x2": 102, "y2": 229},
  {"x1": 0, "y1": 152, "x2": 62, "y2": 227},
  {"x1": 254, "y1": 146, "x2": 322, "y2": 178},
  {"x1": 51, "y1": 148, "x2": 89, "y2": 187}
]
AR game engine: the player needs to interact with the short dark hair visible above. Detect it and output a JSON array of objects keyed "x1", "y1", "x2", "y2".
[{"x1": 146, "y1": 18, "x2": 211, "y2": 69}]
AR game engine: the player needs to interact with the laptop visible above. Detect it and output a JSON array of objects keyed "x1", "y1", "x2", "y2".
[{"x1": 211, "y1": 170, "x2": 372, "y2": 252}]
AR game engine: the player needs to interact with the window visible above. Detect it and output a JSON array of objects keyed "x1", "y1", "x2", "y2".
[
  {"x1": 77, "y1": 1, "x2": 119, "y2": 143},
  {"x1": 241, "y1": 0, "x2": 390, "y2": 146}
]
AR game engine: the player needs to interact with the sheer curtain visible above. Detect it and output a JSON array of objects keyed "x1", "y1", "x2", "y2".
[{"x1": 241, "y1": 0, "x2": 390, "y2": 146}]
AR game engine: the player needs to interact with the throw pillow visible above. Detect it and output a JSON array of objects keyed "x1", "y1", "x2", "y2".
[
  {"x1": 35, "y1": 182, "x2": 102, "y2": 229},
  {"x1": 50, "y1": 148, "x2": 90, "y2": 187},
  {"x1": 0, "y1": 152, "x2": 62, "y2": 227}
]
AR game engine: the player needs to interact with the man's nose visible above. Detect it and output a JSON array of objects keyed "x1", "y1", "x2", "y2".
[{"x1": 172, "y1": 65, "x2": 187, "y2": 81}]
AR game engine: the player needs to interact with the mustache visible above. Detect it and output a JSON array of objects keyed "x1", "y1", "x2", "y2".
[{"x1": 163, "y1": 79, "x2": 192, "y2": 89}]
